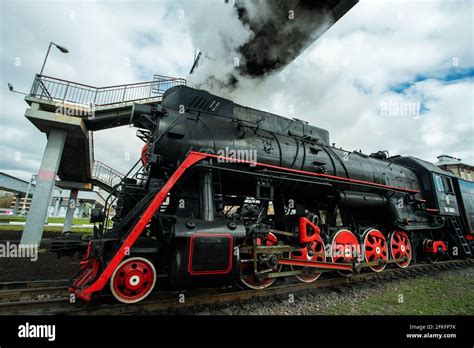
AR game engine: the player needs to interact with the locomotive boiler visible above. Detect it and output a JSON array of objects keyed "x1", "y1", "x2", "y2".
[{"x1": 52, "y1": 85, "x2": 473, "y2": 303}]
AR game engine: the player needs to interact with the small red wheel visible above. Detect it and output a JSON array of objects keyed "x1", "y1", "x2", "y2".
[
  {"x1": 290, "y1": 234, "x2": 326, "y2": 283},
  {"x1": 389, "y1": 230, "x2": 412, "y2": 268},
  {"x1": 239, "y1": 233, "x2": 280, "y2": 290},
  {"x1": 330, "y1": 229, "x2": 360, "y2": 276},
  {"x1": 110, "y1": 257, "x2": 157, "y2": 303},
  {"x1": 362, "y1": 228, "x2": 388, "y2": 272}
]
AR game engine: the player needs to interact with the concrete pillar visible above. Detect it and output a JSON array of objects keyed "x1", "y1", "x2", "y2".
[
  {"x1": 77, "y1": 200, "x2": 85, "y2": 218},
  {"x1": 20, "y1": 128, "x2": 67, "y2": 247},
  {"x1": 13, "y1": 193, "x2": 21, "y2": 216},
  {"x1": 54, "y1": 197, "x2": 61, "y2": 217},
  {"x1": 45, "y1": 189, "x2": 54, "y2": 223},
  {"x1": 60, "y1": 198, "x2": 66, "y2": 217},
  {"x1": 63, "y1": 189, "x2": 78, "y2": 232}
]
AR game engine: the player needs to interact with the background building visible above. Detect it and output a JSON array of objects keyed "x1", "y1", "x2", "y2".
[
  {"x1": 0, "y1": 172, "x2": 106, "y2": 217},
  {"x1": 435, "y1": 155, "x2": 473, "y2": 182}
]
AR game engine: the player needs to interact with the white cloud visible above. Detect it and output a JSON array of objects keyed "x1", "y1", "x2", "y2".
[{"x1": 0, "y1": 0, "x2": 195, "y2": 179}]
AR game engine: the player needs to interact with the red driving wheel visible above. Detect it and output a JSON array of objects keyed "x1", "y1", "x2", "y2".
[
  {"x1": 239, "y1": 233, "x2": 280, "y2": 289},
  {"x1": 389, "y1": 230, "x2": 412, "y2": 268},
  {"x1": 110, "y1": 257, "x2": 156, "y2": 303},
  {"x1": 362, "y1": 228, "x2": 388, "y2": 272},
  {"x1": 290, "y1": 234, "x2": 326, "y2": 283},
  {"x1": 330, "y1": 229, "x2": 360, "y2": 276}
]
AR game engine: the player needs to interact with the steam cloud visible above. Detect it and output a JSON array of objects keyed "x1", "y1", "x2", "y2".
[
  {"x1": 183, "y1": 0, "x2": 253, "y2": 94},
  {"x1": 182, "y1": 0, "x2": 337, "y2": 102}
]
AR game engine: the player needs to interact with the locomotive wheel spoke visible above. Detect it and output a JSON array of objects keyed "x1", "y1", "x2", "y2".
[
  {"x1": 389, "y1": 230, "x2": 412, "y2": 268},
  {"x1": 362, "y1": 228, "x2": 388, "y2": 272}
]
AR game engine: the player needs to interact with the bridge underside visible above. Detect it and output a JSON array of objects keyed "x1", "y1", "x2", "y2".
[
  {"x1": 24, "y1": 97, "x2": 145, "y2": 188},
  {"x1": 25, "y1": 99, "x2": 92, "y2": 188}
]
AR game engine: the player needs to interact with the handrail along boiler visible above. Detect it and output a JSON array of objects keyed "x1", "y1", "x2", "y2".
[{"x1": 52, "y1": 86, "x2": 474, "y2": 303}]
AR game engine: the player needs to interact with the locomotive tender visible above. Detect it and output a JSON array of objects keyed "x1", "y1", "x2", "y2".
[{"x1": 52, "y1": 85, "x2": 474, "y2": 303}]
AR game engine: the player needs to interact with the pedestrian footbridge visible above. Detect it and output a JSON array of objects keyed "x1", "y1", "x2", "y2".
[{"x1": 21, "y1": 74, "x2": 185, "y2": 246}]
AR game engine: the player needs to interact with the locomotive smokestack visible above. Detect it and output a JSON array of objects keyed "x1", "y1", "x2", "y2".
[{"x1": 130, "y1": 103, "x2": 158, "y2": 130}]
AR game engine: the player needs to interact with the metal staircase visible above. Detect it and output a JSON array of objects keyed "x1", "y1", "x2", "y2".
[{"x1": 91, "y1": 160, "x2": 124, "y2": 194}]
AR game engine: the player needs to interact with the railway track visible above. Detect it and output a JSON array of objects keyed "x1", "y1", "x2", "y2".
[
  {"x1": 0, "y1": 279, "x2": 69, "y2": 291},
  {"x1": 0, "y1": 279, "x2": 69, "y2": 315},
  {"x1": 0, "y1": 258, "x2": 472, "y2": 315}
]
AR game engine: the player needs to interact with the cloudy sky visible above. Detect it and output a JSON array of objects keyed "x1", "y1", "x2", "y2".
[{"x1": 0, "y1": 0, "x2": 472, "y2": 182}]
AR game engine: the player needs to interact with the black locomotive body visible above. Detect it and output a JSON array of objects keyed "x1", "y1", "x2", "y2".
[{"x1": 52, "y1": 86, "x2": 473, "y2": 303}]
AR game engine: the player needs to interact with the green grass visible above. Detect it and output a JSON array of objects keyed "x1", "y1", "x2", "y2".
[
  {"x1": 0, "y1": 216, "x2": 90, "y2": 224},
  {"x1": 47, "y1": 217, "x2": 90, "y2": 224},
  {"x1": 323, "y1": 273, "x2": 474, "y2": 315}
]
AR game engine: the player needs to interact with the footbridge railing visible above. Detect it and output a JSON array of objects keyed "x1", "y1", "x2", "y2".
[{"x1": 29, "y1": 74, "x2": 186, "y2": 108}]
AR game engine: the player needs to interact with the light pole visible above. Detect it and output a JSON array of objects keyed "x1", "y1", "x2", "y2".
[
  {"x1": 7, "y1": 83, "x2": 28, "y2": 95},
  {"x1": 39, "y1": 42, "x2": 69, "y2": 76}
]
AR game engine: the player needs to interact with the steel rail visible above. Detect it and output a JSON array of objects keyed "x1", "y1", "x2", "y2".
[{"x1": 0, "y1": 259, "x2": 472, "y2": 315}]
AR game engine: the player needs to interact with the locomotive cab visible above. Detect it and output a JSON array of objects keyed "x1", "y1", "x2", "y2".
[
  {"x1": 432, "y1": 173, "x2": 459, "y2": 216},
  {"x1": 389, "y1": 156, "x2": 460, "y2": 217}
]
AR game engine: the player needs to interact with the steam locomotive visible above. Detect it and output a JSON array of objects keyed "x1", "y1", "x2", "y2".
[{"x1": 52, "y1": 85, "x2": 474, "y2": 303}]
